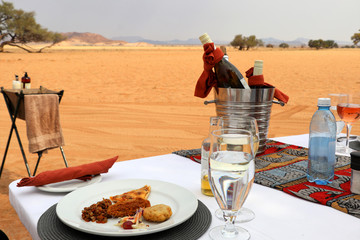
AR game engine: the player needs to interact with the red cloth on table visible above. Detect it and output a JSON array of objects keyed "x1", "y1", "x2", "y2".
[
  {"x1": 246, "y1": 67, "x2": 289, "y2": 103},
  {"x1": 194, "y1": 42, "x2": 224, "y2": 98},
  {"x1": 17, "y1": 156, "x2": 118, "y2": 187}
]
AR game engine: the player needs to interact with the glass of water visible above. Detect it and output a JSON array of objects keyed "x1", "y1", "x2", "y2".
[
  {"x1": 214, "y1": 116, "x2": 259, "y2": 223},
  {"x1": 208, "y1": 128, "x2": 255, "y2": 240},
  {"x1": 219, "y1": 116, "x2": 259, "y2": 155}
]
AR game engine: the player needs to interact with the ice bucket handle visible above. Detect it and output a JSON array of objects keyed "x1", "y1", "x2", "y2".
[
  {"x1": 272, "y1": 100, "x2": 285, "y2": 106},
  {"x1": 204, "y1": 99, "x2": 285, "y2": 106},
  {"x1": 204, "y1": 100, "x2": 216, "y2": 105}
]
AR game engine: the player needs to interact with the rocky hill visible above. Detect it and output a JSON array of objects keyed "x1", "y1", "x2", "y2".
[{"x1": 58, "y1": 32, "x2": 152, "y2": 47}]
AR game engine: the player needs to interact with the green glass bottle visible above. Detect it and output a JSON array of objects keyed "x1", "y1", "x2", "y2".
[{"x1": 199, "y1": 33, "x2": 250, "y2": 89}]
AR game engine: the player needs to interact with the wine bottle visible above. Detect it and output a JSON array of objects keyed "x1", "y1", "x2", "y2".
[
  {"x1": 220, "y1": 45, "x2": 228, "y2": 61},
  {"x1": 253, "y1": 60, "x2": 263, "y2": 76},
  {"x1": 199, "y1": 33, "x2": 250, "y2": 89},
  {"x1": 21, "y1": 72, "x2": 31, "y2": 89},
  {"x1": 251, "y1": 60, "x2": 264, "y2": 89}
]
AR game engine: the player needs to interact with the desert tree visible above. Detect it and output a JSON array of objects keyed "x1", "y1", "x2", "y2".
[
  {"x1": 351, "y1": 29, "x2": 360, "y2": 46},
  {"x1": 308, "y1": 39, "x2": 323, "y2": 49},
  {"x1": 230, "y1": 34, "x2": 246, "y2": 50},
  {"x1": 0, "y1": 0, "x2": 66, "y2": 52},
  {"x1": 322, "y1": 40, "x2": 338, "y2": 48},
  {"x1": 308, "y1": 39, "x2": 338, "y2": 49},
  {"x1": 244, "y1": 35, "x2": 258, "y2": 50},
  {"x1": 279, "y1": 43, "x2": 289, "y2": 48},
  {"x1": 230, "y1": 34, "x2": 262, "y2": 50},
  {"x1": 257, "y1": 39, "x2": 264, "y2": 47}
]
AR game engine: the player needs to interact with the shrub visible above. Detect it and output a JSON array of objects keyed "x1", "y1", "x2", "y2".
[{"x1": 279, "y1": 43, "x2": 289, "y2": 48}]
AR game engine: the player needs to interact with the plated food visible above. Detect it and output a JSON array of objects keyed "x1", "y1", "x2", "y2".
[
  {"x1": 56, "y1": 179, "x2": 198, "y2": 237},
  {"x1": 81, "y1": 198, "x2": 112, "y2": 223},
  {"x1": 81, "y1": 185, "x2": 172, "y2": 230},
  {"x1": 108, "y1": 198, "x2": 151, "y2": 218},
  {"x1": 110, "y1": 185, "x2": 151, "y2": 203},
  {"x1": 143, "y1": 204, "x2": 172, "y2": 222}
]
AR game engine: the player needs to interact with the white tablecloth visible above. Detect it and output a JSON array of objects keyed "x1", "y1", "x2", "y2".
[{"x1": 9, "y1": 134, "x2": 360, "y2": 239}]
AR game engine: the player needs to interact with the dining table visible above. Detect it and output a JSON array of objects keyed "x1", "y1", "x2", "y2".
[{"x1": 8, "y1": 134, "x2": 360, "y2": 240}]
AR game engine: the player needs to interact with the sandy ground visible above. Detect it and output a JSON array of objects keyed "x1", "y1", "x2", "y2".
[{"x1": 0, "y1": 47, "x2": 359, "y2": 239}]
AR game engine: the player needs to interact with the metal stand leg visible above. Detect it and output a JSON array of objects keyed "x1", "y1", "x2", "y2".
[
  {"x1": 0, "y1": 124, "x2": 16, "y2": 178},
  {"x1": 0, "y1": 90, "x2": 31, "y2": 178},
  {"x1": 31, "y1": 147, "x2": 67, "y2": 176},
  {"x1": 60, "y1": 146, "x2": 68, "y2": 168},
  {"x1": 13, "y1": 122, "x2": 32, "y2": 177},
  {"x1": 32, "y1": 151, "x2": 43, "y2": 176}
]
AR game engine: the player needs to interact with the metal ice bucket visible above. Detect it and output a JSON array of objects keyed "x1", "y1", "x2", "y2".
[{"x1": 205, "y1": 87, "x2": 283, "y2": 154}]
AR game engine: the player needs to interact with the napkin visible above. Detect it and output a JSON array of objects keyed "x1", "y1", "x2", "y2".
[
  {"x1": 246, "y1": 67, "x2": 289, "y2": 104},
  {"x1": 194, "y1": 42, "x2": 224, "y2": 98},
  {"x1": 17, "y1": 156, "x2": 118, "y2": 187}
]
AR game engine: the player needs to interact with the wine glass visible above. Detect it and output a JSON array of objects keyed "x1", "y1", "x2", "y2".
[
  {"x1": 208, "y1": 128, "x2": 255, "y2": 240},
  {"x1": 328, "y1": 94, "x2": 347, "y2": 152},
  {"x1": 214, "y1": 115, "x2": 259, "y2": 223},
  {"x1": 220, "y1": 115, "x2": 260, "y2": 155},
  {"x1": 337, "y1": 93, "x2": 360, "y2": 154}
]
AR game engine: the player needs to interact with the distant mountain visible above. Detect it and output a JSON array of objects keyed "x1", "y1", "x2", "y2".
[
  {"x1": 112, "y1": 36, "x2": 311, "y2": 46},
  {"x1": 111, "y1": 36, "x2": 202, "y2": 45},
  {"x1": 261, "y1": 37, "x2": 309, "y2": 46},
  {"x1": 62, "y1": 32, "x2": 126, "y2": 44},
  {"x1": 113, "y1": 35, "x2": 353, "y2": 47},
  {"x1": 60, "y1": 33, "x2": 353, "y2": 47},
  {"x1": 59, "y1": 32, "x2": 153, "y2": 47},
  {"x1": 63, "y1": 32, "x2": 104, "y2": 43},
  {"x1": 260, "y1": 37, "x2": 283, "y2": 45},
  {"x1": 261, "y1": 37, "x2": 352, "y2": 46},
  {"x1": 112, "y1": 36, "x2": 145, "y2": 43}
]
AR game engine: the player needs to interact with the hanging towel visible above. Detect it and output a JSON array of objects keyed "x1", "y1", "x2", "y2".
[{"x1": 24, "y1": 94, "x2": 65, "y2": 153}]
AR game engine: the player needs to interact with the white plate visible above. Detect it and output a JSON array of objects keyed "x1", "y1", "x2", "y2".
[
  {"x1": 56, "y1": 179, "x2": 198, "y2": 237},
  {"x1": 37, "y1": 175, "x2": 102, "y2": 193}
]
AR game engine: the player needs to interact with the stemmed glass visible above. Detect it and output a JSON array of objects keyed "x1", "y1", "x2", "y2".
[
  {"x1": 208, "y1": 128, "x2": 255, "y2": 240},
  {"x1": 219, "y1": 116, "x2": 260, "y2": 155},
  {"x1": 214, "y1": 116, "x2": 259, "y2": 223},
  {"x1": 328, "y1": 94, "x2": 347, "y2": 153},
  {"x1": 336, "y1": 93, "x2": 360, "y2": 154}
]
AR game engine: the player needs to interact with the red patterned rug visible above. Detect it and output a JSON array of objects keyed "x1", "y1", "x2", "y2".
[{"x1": 173, "y1": 140, "x2": 360, "y2": 219}]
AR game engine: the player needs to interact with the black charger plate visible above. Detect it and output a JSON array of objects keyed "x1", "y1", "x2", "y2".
[{"x1": 37, "y1": 200, "x2": 211, "y2": 240}]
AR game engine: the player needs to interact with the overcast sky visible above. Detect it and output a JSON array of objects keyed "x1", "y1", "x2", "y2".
[{"x1": 7, "y1": 0, "x2": 360, "y2": 42}]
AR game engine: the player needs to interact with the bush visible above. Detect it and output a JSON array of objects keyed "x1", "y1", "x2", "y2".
[
  {"x1": 230, "y1": 34, "x2": 263, "y2": 50},
  {"x1": 308, "y1": 39, "x2": 338, "y2": 49},
  {"x1": 279, "y1": 43, "x2": 289, "y2": 48}
]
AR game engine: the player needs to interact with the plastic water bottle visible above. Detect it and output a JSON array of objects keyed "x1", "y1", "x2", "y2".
[{"x1": 307, "y1": 98, "x2": 336, "y2": 185}]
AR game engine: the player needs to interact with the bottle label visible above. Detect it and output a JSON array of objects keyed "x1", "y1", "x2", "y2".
[{"x1": 12, "y1": 81, "x2": 21, "y2": 90}]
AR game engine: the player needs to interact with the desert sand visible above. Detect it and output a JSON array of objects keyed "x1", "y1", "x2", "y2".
[{"x1": 0, "y1": 46, "x2": 359, "y2": 239}]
